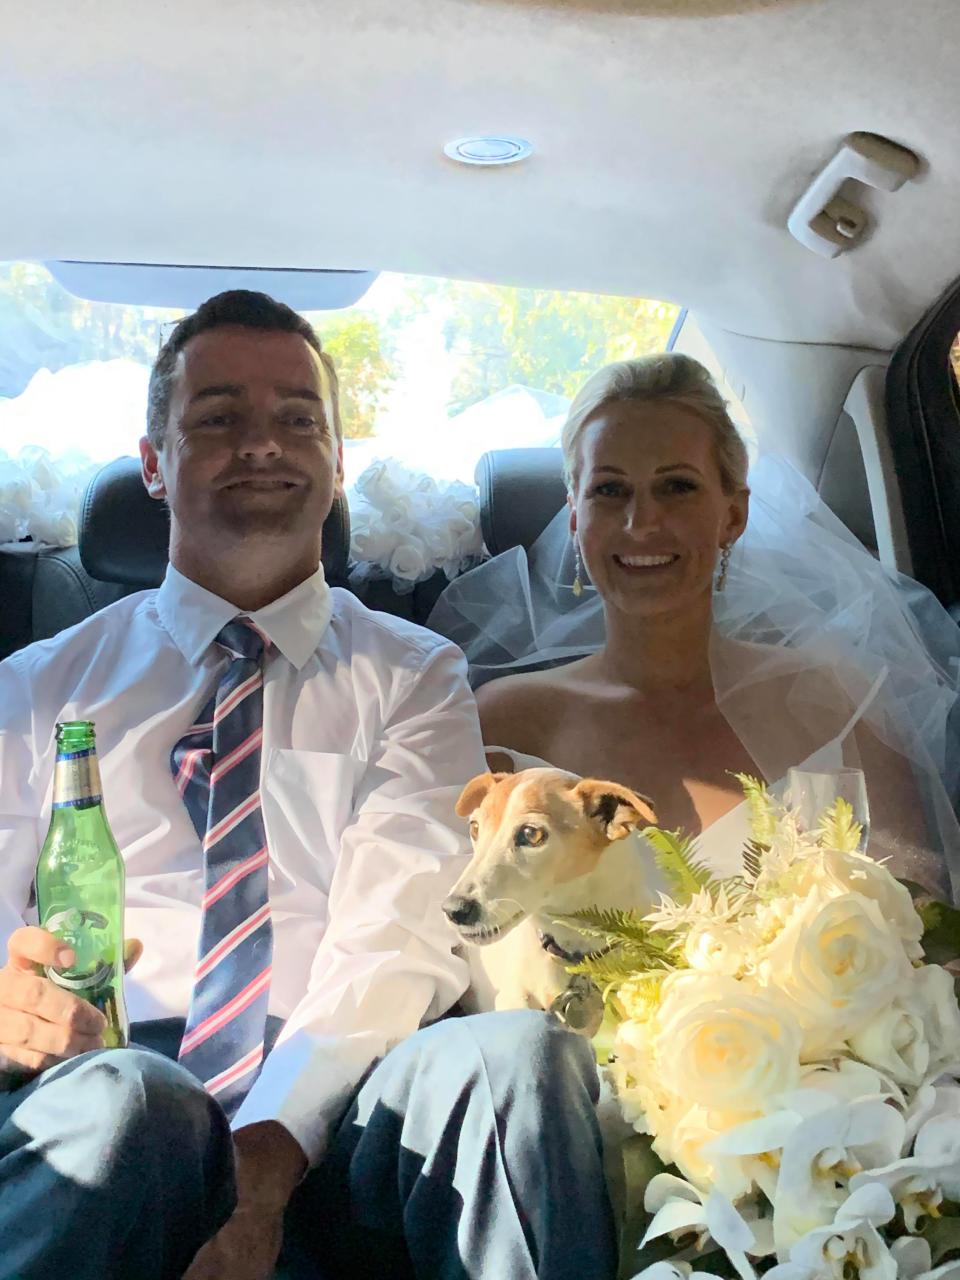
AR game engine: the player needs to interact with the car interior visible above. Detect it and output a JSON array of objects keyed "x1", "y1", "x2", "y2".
[
  {"x1": 2, "y1": 0, "x2": 960, "y2": 657},
  {"x1": 3, "y1": 8, "x2": 960, "y2": 1278}
]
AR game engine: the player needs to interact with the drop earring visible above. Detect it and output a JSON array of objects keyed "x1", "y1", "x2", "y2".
[
  {"x1": 716, "y1": 543, "x2": 732, "y2": 592},
  {"x1": 572, "y1": 540, "x2": 584, "y2": 598}
]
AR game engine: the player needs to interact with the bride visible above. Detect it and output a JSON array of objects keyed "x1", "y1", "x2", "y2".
[{"x1": 429, "y1": 353, "x2": 960, "y2": 898}]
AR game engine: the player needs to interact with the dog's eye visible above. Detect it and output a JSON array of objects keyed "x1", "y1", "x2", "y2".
[
  {"x1": 516, "y1": 825, "x2": 547, "y2": 847},
  {"x1": 469, "y1": 820, "x2": 479, "y2": 841}
]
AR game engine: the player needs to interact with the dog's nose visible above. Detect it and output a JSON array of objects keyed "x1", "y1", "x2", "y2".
[{"x1": 442, "y1": 895, "x2": 482, "y2": 927}]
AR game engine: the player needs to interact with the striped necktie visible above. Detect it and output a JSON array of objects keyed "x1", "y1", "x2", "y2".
[{"x1": 171, "y1": 618, "x2": 273, "y2": 1116}]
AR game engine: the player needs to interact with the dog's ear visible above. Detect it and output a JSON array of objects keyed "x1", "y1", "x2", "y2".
[
  {"x1": 572, "y1": 779, "x2": 657, "y2": 841},
  {"x1": 455, "y1": 772, "x2": 509, "y2": 818}
]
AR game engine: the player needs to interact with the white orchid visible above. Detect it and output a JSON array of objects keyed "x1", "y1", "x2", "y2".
[
  {"x1": 903, "y1": 1083, "x2": 960, "y2": 1149},
  {"x1": 629, "y1": 1264, "x2": 724, "y2": 1280},
  {"x1": 641, "y1": 1173, "x2": 764, "y2": 1280},
  {"x1": 771, "y1": 1100, "x2": 904, "y2": 1252},
  {"x1": 786, "y1": 1183, "x2": 897, "y2": 1280},
  {"x1": 850, "y1": 1112, "x2": 960, "y2": 1230},
  {"x1": 798, "y1": 1060, "x2": 903, "y2": 1110},
  {"x1": 889, "y1": 1237, "x2": 960, "y2": 1280}
]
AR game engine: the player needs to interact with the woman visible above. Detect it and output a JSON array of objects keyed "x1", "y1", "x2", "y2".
[{"x1": 430, "y1": 354, "x2": 960, "y2": 896}]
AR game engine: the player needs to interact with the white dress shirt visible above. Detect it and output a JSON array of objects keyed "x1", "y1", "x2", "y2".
[{"x1": 0, "y1": 564, "x2": 487, "y2": 1162}]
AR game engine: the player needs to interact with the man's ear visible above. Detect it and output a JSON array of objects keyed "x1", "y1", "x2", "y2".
[
  {"x1": 140, "y1": 436, "x2": 167, "y2": 501},
  {"x1": 334, "y1": 439, "x2": 345, "y2": 499},
  {"x1": 572, "y1": 779, "x2": 657, "y2": 841},
  {"x1": 455, "y1": 772, "x2": 509, "y2": 818}
]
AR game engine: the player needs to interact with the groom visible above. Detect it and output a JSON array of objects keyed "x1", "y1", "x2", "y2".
[{"x1": 0, "y1": 289, "x2": 615, "y2": 1280}]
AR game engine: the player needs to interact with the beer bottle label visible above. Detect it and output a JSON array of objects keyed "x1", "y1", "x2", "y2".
[
  {"x1": 52, "y1": 748, "x2": 103, "y2": 810},
  {"x1": 42, "y1": 907, "x2": 115, "y2": 991}
]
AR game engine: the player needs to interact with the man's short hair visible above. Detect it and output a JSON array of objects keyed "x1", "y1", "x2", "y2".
[{"x1": 146, "y1": 289, "x2": 341, "y2": 447}]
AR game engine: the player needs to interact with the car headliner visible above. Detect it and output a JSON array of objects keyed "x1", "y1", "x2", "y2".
[{"x1": 1, "y1": 0, "x2": 958, "y2": 350}]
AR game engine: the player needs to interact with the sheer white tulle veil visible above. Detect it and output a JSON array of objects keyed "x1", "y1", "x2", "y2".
[{"x1": 427, "y1": 456, "x2": 960, "y2": 898}]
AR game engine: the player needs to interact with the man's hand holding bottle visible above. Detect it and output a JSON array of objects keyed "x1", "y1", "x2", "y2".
[{"x1": 0, "y1": 927, "x2": 142, "y2": 1078}]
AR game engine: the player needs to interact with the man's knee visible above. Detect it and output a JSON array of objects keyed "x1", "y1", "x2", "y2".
[
  {"x1": 0, "y1": 1049, "x2": 237, "y2": 1274},
  {"x1": 393, "y1": 1009, "x2": 601, "y2": 1107},
  {"x1": 38, "y1": 1046, "x2": 231, "y2": 1162},
  {"x1": 464, "y1": 1009, "x2": 601, "y2": 1101}
]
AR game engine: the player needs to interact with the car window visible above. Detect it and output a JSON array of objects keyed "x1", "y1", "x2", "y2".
[{"x1": 0, "y1": 262, "x2": 678, "y2": 490}]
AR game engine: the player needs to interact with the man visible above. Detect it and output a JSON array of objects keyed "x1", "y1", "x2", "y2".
[{"x1": 0, "y1": 291, "x2": 615, "y2": 1280}]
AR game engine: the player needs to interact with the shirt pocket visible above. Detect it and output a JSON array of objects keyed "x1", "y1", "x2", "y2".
[{"x1": 262, "y1": 748, "x2": 365, "y2": 892}]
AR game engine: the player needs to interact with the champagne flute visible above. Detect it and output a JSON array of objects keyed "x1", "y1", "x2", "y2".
[{"x1": 785, "y1": 766, "x2": 870, "y2": 851}]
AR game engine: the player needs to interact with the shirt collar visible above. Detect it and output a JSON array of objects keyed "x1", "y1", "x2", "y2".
[{"x1": 156, "y1": 563, "x2": 334, "y2": 670}]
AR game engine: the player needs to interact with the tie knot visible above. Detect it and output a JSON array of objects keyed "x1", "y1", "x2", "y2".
[{"x1": 216, "y1": 618, "x2": 268, "y2": 663}]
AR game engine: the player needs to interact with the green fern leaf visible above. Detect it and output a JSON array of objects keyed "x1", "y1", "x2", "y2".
[
  {"x1": 815, "y1": 796, "x2": 862, "y2": 853},
  {"x1": 733, "y1": 772, "x2": 778, "y2": 845},
  {"x1": 554, "y1": 906, "x2": 660, "y2": 949},
  {"x1": 741, "y1": 839, "x2": 766, "y2": 882},
  {"x1": 642, "y1": 826, "x2": 713, "y2": 901},
  {"x1": 567, "y1": 944, "x2": 669, "y2": 990}
]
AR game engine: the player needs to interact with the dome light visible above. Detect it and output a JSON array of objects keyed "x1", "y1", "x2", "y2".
[{"x1": 443, "y1": 136, "x2": 533, "y2": 167}]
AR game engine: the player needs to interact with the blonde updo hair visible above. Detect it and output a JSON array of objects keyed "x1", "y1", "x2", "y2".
[{"x1": 561, "y1": 353, "x2": 749, "y2": 496}]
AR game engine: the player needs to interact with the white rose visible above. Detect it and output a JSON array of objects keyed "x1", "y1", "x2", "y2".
[
  {"x1": 27, "y1": 451, "x2": 60, "y2": 492},
  {"x1": 610, "y1": 1017, "x2": 670, "y2": 1134},
  {"x1": 388, "y1": 538, "x2": 429, "y2": 583},
  {"x1": 652, "y1": 1098, "x2": 755, "y2": 1199},
  {"x1": 352, "y1": 459, "x2": 393, "y2": 507},
  {"x1": 349, "y1": 508, "x2": 397, "y2": 565},
  {"x1": 0, "y1": 464, "x2": 33, "y2": 512},
  {"x1": 791, "y1": 849, "x2": 924, "y2": 961},
  {"x1": 655, "y1": 973, "x2": 803, "y2": 1116},
  {"x1": 756, "y1": 888, "x2": 913, "y2": 1059},
  {"x1": 30, "y1": 508, "x2": 78, "y2": 547},
  {"x1": 911, "y1": 965, "x2": 960, "y2": 1080},
  {"x1": 421, "y1": 514, "x2": 461, "y2": 565},
  {"x1": 847, "y1": 1004, "x2": 930, "y2": 1088},
  {"x1": 683, "y1": 923, "x2": 753, "y2": 977},
  {"x1": 384, "y1": 502, "x2": 416, "y2": 534}
]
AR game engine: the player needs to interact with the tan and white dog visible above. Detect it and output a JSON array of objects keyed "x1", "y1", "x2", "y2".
[{"x1": 444, "y1": 767, "x2": 661, "y2": 1035}]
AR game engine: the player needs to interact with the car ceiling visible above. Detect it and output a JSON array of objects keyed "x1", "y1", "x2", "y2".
[{"x1": 2, "y1": 0, "x2": 958, "y2": 350}]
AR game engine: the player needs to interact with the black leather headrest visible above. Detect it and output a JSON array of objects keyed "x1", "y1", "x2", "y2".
[
  {"x1": 475, "y1": 448, "x2": 567, "y2": 555},
  {"x1": 79, "y1": 456, "x2": 351, "y2": 587}
]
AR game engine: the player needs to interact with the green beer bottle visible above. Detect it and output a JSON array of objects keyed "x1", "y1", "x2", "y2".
[{"x1": 35, "y1": 720, "x2": 129, "y2": 1048}]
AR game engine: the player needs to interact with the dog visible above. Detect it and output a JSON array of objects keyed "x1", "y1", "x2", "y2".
[{"x1": 444, "y1": 767, "x2": 660, "y2": 1036}]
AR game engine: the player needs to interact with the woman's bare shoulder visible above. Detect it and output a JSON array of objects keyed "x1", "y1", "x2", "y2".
[
  {"x1": 475, "y1": 667, "x2": 560, "y2": 718},
  {"x1": 475, "y1": 664, "x2": 583, "y2": 747}
]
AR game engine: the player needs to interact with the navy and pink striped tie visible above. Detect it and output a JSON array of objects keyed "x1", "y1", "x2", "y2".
[{"x1": 171, "y1": 618, "x2": 272, "y2": 1116}]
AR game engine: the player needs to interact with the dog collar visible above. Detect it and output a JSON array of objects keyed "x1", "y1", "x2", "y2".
[{"x1": 537, "y1": 930, "x2": 611, "y2": 964}]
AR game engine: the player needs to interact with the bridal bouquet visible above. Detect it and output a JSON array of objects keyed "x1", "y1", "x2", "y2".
[{"x1": 567, "y1": 778, "x2": 960, "y2": 1280}]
